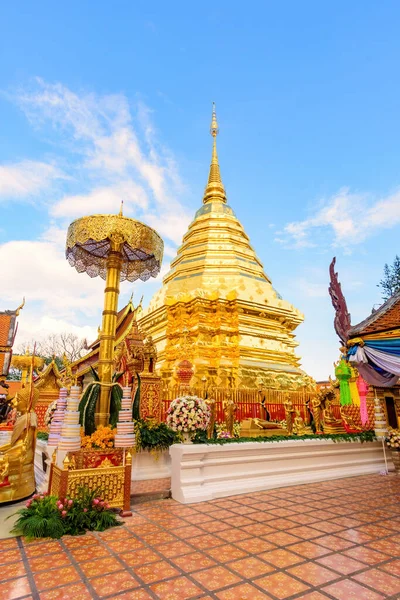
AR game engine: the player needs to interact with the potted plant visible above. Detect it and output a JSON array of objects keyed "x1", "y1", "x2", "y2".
[
  {"x1": 166, "y1": 396, "x2": 210, "y2": 443},
  {"x1": 386, "y1": 428, "x2": 400, "y2": 473}
]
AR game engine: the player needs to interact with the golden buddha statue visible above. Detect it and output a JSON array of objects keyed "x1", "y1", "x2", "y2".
[
  {"x1": 323, "y1": 393, "x2": 346, "y2": 434},
  {"x1": 206, "y1": 397, "x2": 216, "y2": 439},
  {"x1": 293, "y1": 410, "x2": 309, "y2": 435},
  {"x1": 0, "y1": 383, "x2": 39, "y2": 503},
  {"x1": 283, "y1": 395, "x2": 296, "y2": 435},
  {"x1": 223, "y1": 396, "x2": 237, "y2": 437}
]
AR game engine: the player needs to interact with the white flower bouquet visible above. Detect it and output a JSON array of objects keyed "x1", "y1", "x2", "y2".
[
  {"x1": 386, "y1": 428, "x2": 400, "y2": 450},
  {"x1": 166, "y1": 396, "x2": 210, "y2": 434}
]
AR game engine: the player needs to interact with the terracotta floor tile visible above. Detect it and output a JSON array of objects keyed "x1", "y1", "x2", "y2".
[
  {"x1": 227, "y1": 505, "x2": 258, "y2": 515},
  {"x1": 206, "y1": 544, "x2": 248, "y2": 563},
  {"x1": 199, "y1": 520, "x2": 231, "y2": 533},
  {"x1": 286, "y1": 514, "x2": 319, "y2": 526},
  {"x1": 34, "y1": 566, "x2": 80, "y2": 591},
  {"x1": 379, "y1": 558, "x2": 400, "y2": 577},
  {"x1": 134, "y1": 560, "x2": 181, "y2": 584},
  {"x1": 255, "y1": 571, "x2": 310, "y2": 599},
  {"x1": 217, "y1": 527, "x2": 252, "y2": 542},
  {"x1": 353, "y1": 567, "x2": 400, "y2": 595},
  {"x1": 186, "y1": 513, "x2": 215, "y2": 524},
  {"x1": 62, "y1": 535, "x2": 98, "y2": 549},
  {"x1": 378, "y1": 518, "x2": 400, "y2": 531},
  {"x1": 264, "y1": 518, "x2": 296, "y2": 531},
  {"x1": 308, "y1": 520, "x2": 344, "y2": 534},
  {"x1": 313, "y1": 534, "x2": 354, "y2": 551},
  {"x1": 25, "y1": 541, "x2": 62, "y2": 557},
  {"x1": 234, "y1": 537, "x2": 276, "y2": 554},
  {"x1": 262, "y1": 531, "x2": 301, "y2": 546},
  {"x1": 79, "y1": 556, "x2": 123, "y2": 577},
  {"x1": 288, "y1": 525, "x2": 323, "y2": 540},
  {"x1": 29, "y1": 552, "x2": 72, "y2": 572},
  {"x1": 343, "y1": 545, "x2": 388, "y2": 565},
  {"x1": 173, "y1": 525, "x2": 205, "y2": 539},
  {"x1": 240, "y1": 523, "x2": 275, "y2": 536},
  {"x1": 189, "y1": 534, "x2": 226, "y2": 550},
  {"x1": 316, "y1": 552, "x2": 368, "y2": 575},
  {"x1": 170, "y1": 551, "x2": 217, "y2": 572},
  {"x1": 156, "y1": 541, "x2": 193, "y2": 559},
  {"x1": 0, "y1": 576, "x2": 31, "y2": 600},
  {"x1": 229, "y1": 556, "x2": 275, "y2": 578},
  {"x1": 0, "y1": 560, "x2": 26, "y2": 581},
  {"x1": 191, "y1": 565, "x2": 242, "y2": 591},
  {"x1": 295, "y1": 593, "x2": 332, "y2": 600},
  {"x1": 90, "y1": 571, "x2": 140, "y2": 597},
  {"x1": 111, "y1": 590, "x2": 153, "y2": 600},
  {"x1": 330, "y1": 516, "x2": 364, "y2": 528},
  {"x1": 0, "y1": 538, "x2": 18, "y2": 550},
  {"x1": 206, "y1": 509, "x2": 236, "y2": 520},
  {"x1": 107, "y1": 537, "x2": 145, "y2": 552},
  {"x1": 122, "y1": 548, "x2": 161, "y2": 567},
  {"x1": 288, "y1": 562, "x2": 339, "y2": 586},
  {"x1": 339, "y1": 528, "x2": 374, "y2": 544},
  {"x1": 150, "y1": 575, "x2": 204, "y2": 600},
  {"x1": 0, "y1": 549, "x2": 23, "y2": 564},
  {"x1": 259, "y1": 548, "x2": 304, "y2": 568},
  {"x1": 355, "y1": 524, "x2": 393, "y2": 538},
  {"x1": 216, "y1": 582, "x2": 271, "y2": 599},
  {"x1": 139, "y1": 532, "x2": 176, "y2": 545},
  {"x1": 213, "y1": 500, "x2": 240, "y2": 509},
  {"x1": 222, "y1": 516, "x2": 254, "y2": 527},
  {"x1": 284, "y1": 541, "x2": 331, "y2": 559},
  {"x1": 322, "y1": 579, "x2": 385, "y2": 600},
  {"x1": 367, "y1": 538, "x2": 400, "y2": 556},
  {"x1": 39, "y1": 582, "x2": 92, "y2": 600}
]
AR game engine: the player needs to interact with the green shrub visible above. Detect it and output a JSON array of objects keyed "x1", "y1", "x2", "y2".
[
  {"x1": 135, "y1": 419, "x2": 181, "y2": 452},
  {"x1": 10, "y1": 487, "x2": 121, "y2": 540}
]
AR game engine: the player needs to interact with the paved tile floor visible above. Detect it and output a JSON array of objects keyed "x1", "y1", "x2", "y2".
[{"x1": 1, "y1": 474, "x2": 400, "y2": 599}]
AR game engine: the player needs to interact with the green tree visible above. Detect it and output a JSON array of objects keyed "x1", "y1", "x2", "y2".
[{"x1": 378, "y1": 255, "x2": 400, "y2": 301}]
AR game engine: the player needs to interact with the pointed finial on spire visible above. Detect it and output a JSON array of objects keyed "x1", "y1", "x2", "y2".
[
  {"x1": 203, "y1": 103, "x2": 226, "y2": 204},
  {"x1": 119, "y1": 200, "x2": 124, "y2": 216},
  {"x1": 210, "y1": 102, "x2": 219, "y2": 137}
]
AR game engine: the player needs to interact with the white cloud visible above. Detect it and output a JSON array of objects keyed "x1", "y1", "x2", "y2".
[
  {"x1": 0, "y1": 160, "x2": 64, "y2": 200},
  {"x1": 280, "y1": 187, "x2": 400, "y2": 249},
  {"x1": 52, "y1": 181, "x2": 149, "y2": 219}
]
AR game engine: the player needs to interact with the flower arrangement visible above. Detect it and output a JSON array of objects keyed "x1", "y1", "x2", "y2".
[
  {"x1": 81, "y1": 425, "x2": 115, "y2": 449},
  {"x1": 386, "y1": 428, "x2": 400, "y2": 450},
  {"x1": 166, "y1": 396, "x2": 210, "y2": 434},
  {"x1": 11, "y1": 487, "x2": 120, "y2": 540},
  {"x1": 134, "y1": 419, "x2": 181, "y2": 455}
]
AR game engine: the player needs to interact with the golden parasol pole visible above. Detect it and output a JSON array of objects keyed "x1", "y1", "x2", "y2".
[{"x1": 97, "y1": 240, "x2": 123, "y2": 427}]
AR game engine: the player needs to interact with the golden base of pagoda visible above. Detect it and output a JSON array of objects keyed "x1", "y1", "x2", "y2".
[{"x1": 48, "y1": 449, "x2": 132, "y2": 513}]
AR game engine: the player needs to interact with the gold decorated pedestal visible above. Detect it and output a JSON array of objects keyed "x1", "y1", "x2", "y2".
[{"x1": 48, "y1": 449, "x2": 133, "y2": 514}]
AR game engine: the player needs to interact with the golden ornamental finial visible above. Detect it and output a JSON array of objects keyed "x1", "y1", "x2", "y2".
[
  {"x1": 15, "y1": 297, "x2": 25, "y2": 316},
  {"x1": 203, "y1": 102, "x2": 226, "y2": 204},
  {"x1": 119, "y1": 201, "x2": 124, "y2": 216},
  {"x1": 210, "y1": 102, "x2": 219, "y2": 137}
]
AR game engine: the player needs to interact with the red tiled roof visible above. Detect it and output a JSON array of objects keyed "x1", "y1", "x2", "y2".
[{"x1": 350, "y1": 292, "x2": 400, "y2": 336}]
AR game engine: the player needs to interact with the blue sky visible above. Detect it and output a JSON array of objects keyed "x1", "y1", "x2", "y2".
[{"x1": 1, "y1": 1, "x2": 400, "y2": 379}]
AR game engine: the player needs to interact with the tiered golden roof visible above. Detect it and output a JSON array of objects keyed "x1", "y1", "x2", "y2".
[{"x1": 139, "y1": 106, "x2": 309, "y2": 389}]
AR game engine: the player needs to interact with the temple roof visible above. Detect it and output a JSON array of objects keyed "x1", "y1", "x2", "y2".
[
  {"x1": 0, "y1": 302, "x2": 24, "y2": 378},
  {"x1": 349, "y1": 291, "x2": 400, "y2": 337},
  {"x1": 71, "y1": 298, "x2": 142, "y2": 376}
]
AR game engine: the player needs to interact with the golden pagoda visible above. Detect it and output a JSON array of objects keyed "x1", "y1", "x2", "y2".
[{"x1": 140, "y1": 105, "x2": 309, "y2": 390}]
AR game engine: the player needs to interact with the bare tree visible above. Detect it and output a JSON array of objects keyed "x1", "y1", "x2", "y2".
[{"x1": 15, "y1": 333, "x2": 89, "y2": 366}]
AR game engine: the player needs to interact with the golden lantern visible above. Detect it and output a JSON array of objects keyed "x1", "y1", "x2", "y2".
[{"x1": 66, "y1": 212, "x2": 163, "y2": 427}]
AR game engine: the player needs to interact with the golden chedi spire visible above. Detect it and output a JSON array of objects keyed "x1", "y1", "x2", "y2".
[{"x1": 203, "y1": 102, "x2": 227, "y2": 204}]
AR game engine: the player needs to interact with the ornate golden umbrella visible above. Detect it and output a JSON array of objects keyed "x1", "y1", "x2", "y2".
[{"x1": 66, "y1": 213, "x2": 163, "y2": 426}]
